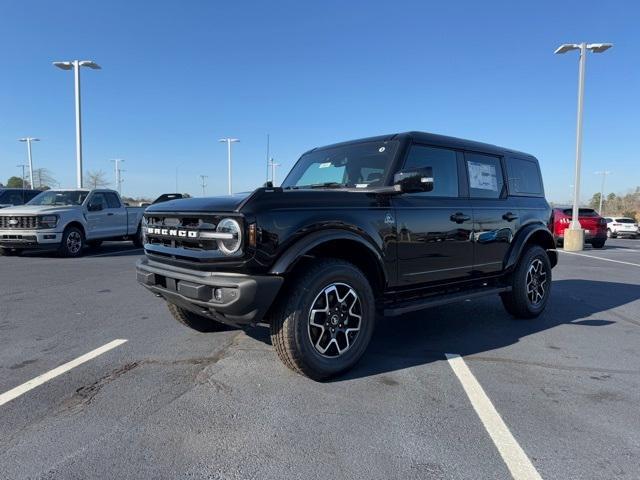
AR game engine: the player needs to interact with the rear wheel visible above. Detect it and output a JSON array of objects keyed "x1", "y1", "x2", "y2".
[
  {"x1": 166, "y1": 302, "x2": 232, "y2": 332},
  {"x1": 270, "y1": 258, "x2": 375, "y2": 381},
  {"x1": 501, "y1": 245, "x2": 552, "y2": 319},
  {"x1": 607, "y1": 229, "x2": 614, "y2": 238},
  {"x1": 591, "y1": 240, "x2": 605, "y2": 249},
  {"x1": 58, "y1": 226, "x2": 84, "y2": 257}
]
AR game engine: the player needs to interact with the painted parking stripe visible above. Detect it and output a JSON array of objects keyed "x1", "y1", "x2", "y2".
[
  {"x1": 0, "y1": 339, "x2": 128, "y2": 407},
  {"x1": 445, "y1": 353, "x2": 542, "y2": 480},
  {"x1": 555, "y1": 250, "x2": 640, "y2": 267}
]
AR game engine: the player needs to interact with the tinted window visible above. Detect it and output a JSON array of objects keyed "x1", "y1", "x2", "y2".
[
  {"x1": 507, "y1": 158, "x2": 543, "y2": 195},
  {"x1": 563, "y1": 208, "x2": 598, "y2": 217},
  {"x1": 466, "y1": 153, "x2": 504, "y2": 199},
  {"x1": 105, "y1": 192, "x2": 121, "y2": 208},
  {"x1": 90, "y1": 193, "x2": 107, "y2": 209},
  {"x1": 403, "y1": 145, "x2": 458, "y2": 197},
  {"x1": 616, "y1": 218, "x2": 636, "y2": 224}
]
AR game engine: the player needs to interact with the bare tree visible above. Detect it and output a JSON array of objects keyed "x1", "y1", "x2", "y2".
[
  {"x1": 84, "y1": 170, "x2": 110, "y2": 189},
  {"x1": 32, "y1": 168, "x2": 57, "y2": 189}
]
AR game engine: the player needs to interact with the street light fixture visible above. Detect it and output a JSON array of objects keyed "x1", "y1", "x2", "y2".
[
  {"x1": 18, "y1": 137, "x2": 40, "y2": 189},
  {"x1": 53, "y1": 59, "x2": 102, "y2": 188},
  {"x1": 555, "y1": 42, "x2": 612, "y2": 251},
  {"x1": 219, "y1": 138, "x2": 239, "y2": 195}
]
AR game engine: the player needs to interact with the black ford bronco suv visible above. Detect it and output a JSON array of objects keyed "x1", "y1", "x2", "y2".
[{"x1": 137, "y1": 132, "x2": 557, "y2": 380}]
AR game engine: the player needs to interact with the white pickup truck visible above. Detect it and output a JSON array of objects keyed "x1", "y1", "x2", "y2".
[{"x1": 0, "y1": 189, "x2": 145, "y2": 257}]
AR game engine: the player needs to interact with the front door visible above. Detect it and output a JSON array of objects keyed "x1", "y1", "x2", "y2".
[
  {"x1": 465, "y1": 152, "x2": 519, "y2": 275},
  {"x1": 85, "y1": 192, "x2": 109, "y2": 239},
  {"x1": 393, "y1": 144, "x2": 474, "y2": 286}
]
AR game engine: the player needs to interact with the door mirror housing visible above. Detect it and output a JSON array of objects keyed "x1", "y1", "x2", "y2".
[
  {"x1": 88, "y1": 202, "x2": 103, "y2": 212},
  {"x1": 393, "y1": 167, "x2": 434, "y2": 193}
]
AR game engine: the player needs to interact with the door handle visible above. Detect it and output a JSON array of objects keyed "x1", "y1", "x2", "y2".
[
  {"x1": 107, "y1": 212, "x2": 114, "y2": 216},
  {"x1": 502, "y1": 212, "x2": 519, "y2": 222},
  {"x1": 450, "y1": 212, "x2": 471, "y2": 224}
]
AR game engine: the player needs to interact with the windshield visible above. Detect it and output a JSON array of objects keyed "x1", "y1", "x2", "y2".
[
  {"x1": 27, "y1": 190, "x2": 89, "y2": 206},
  {"x1": 281, "y1": 140, "x2": 399, "y2": 189},
  {"x1": 616, "y1": 218, "x2": 636, "y2": 224}
]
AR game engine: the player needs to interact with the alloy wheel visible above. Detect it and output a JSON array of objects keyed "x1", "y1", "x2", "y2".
[
  {"x1": 525, "y1": 258, "x2": 547, "y2": 306},
  {"x1": 307, "y1": 283, "x2": 362, "y2": 358},
  {"x1": 67, "y1": 231, "x2": 82, "y2": 254}
]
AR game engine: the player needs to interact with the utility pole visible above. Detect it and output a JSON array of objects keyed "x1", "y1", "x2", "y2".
[
  {"x1": 266, "y1": 134, "x2": 270, "y2": 183},
  {"x1": 268, "y1": 158, "x2": 281, "y2": 186},
  {"x1": 595, "y1": 170, "x2": 611, "y2": 215},
  {"x1": 111, "y1": 159, "x2": 125, "y2": 194},
  {"x1": 200, "y1": 175, "x2": 208, "y2": 196},
  {"x1": 17, "y1": 164, "x2": 27, "y2": 188}
]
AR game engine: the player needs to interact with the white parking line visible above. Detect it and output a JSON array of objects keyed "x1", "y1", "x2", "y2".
[
  {"x1": 445, "y1": 353, "x2": 542, "y2": 480},
  {"x1": 555, "y1": 250, "x2": 640, "y2": 267},
  {"x1": 0, "y1": 339, "x2": 128, "y2": 407}
]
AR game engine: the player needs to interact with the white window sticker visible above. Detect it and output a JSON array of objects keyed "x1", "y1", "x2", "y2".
[
  {"x1": 318, "y1": 162, "x2": 332, "y2": 169},
  {"x1": 468, "y1": 161, "x2": 498, "y2": 191}
]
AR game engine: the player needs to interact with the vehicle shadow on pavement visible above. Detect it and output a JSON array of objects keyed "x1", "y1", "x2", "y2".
[{"x1": 246, "y1": 279, "x2": 638, "y2": 382}]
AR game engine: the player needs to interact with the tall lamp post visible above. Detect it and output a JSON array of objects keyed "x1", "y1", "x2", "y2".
[
  {"x1": 219, "y1": 137, "x2": 239, "y2": 195},
  {"x1": 595, "y1": 170, "x2": 611, "y2": 215},
  {"x1": 554, "y1": 42, "x2": 612, "y2": 251},
  {"x1": 18, "y1": 137, "x2": 40, "y2": 189},
  {"x1": 268, "y1": 158, "x2": 281, "y2": 186},
  {"x1": 111, "y1": 159, "x2": 125, "y2": 194},
  {"x1": 53, "y1": 60, "x2": 101, "y2": 189}
]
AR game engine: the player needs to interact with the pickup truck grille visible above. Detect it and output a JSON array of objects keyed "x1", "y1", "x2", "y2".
[
  {"x1": 0, "y1": 215, "x2": 37, "y2": 229},
  {"x1": 143, "y1": 214, "x2": 241, "y2": 263}
]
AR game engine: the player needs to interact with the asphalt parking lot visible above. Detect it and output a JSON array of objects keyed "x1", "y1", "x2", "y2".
[{"x1": 1, "y1": 239, "x2": 639, "y2": 480}]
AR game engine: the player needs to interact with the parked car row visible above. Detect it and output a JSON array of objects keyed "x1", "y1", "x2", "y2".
[{"x1": 604, "y1": 216, "x2": 639, "y2": 238}]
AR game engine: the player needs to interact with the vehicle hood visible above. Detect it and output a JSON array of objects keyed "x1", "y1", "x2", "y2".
[
  {"x1": 0, "y1": 205, "x2": 80, "y2": 215},
  {"x1": 145, "y1": 192, "x2": 253, "y2": 214}
]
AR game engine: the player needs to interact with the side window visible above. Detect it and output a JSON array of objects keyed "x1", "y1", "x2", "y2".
[
  {"x1": 105, "y1": 193, "x2": 122, "y2": 209},
  {"x1": 403, "y1": 145, "x2": 458, "y2": 197},
  {"x1": 506, "y1": 157, "x2": 543, "y2": 196},
  {"x1": 9, "y1": 193, "x2": 24, "y2": 204},
  {"x1": 90, "y1": 193, "x2": 107, "y2": 209},
  {"x1": 466, "y1": 153, "x2": 504, "y2": 199}
]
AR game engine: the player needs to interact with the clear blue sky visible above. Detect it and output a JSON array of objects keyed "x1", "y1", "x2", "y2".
[{"x1": 1, "y1": 0, "x2": 638, "y2": 202}]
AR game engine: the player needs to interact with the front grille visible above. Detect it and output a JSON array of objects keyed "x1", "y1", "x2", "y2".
[
  {"x1": 145, "y1": 215, "x2": 220, "y2": 252},
  {"x1": 0, "y1": 215, "x2": 37, "y2": 229}
]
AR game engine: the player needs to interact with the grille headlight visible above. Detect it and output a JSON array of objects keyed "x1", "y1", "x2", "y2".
[
  {"x1": 216, "y1": 218, "x2": 242, "y2": 255},
  {"x1": 37, "y1": 215, "x2": 58, "y2": 229}
]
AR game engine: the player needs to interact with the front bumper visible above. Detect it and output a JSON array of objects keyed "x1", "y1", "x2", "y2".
[
  {"x1": 136, "y1": 257, "x2": 283, "y2": 327},
  {"x1": 0, "y1": 229, "x2": 62, "y2": 250}
]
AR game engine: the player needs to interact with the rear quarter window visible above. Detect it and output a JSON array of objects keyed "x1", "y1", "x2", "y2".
[{"x1": 506, "y1": 157, "x2": 543, "y2": 196}]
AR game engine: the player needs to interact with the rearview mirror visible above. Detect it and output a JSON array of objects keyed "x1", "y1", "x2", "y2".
[{"x1": 393, "y1": 167, "x2": 434, "y2": 193}]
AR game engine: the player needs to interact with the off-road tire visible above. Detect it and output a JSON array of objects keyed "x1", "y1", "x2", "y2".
[
  {"x1": 58, "y1": 226, "x2": 84, "y2": 258},
  {"x1": 166, "y1": 302, "x2": 231, "y2": 332},
  {"x1": 269, "y1": 258, "x2": 375, "y2": 381},
  {"x1": 500, "y1": 245, "x2": 552, "y2": 319}
]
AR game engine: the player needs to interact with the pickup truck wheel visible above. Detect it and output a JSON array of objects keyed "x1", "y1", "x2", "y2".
[
  {"x1": 58, "y1": 226, "x2": 84, "y2": 257},
  {"x1": 270, "y1": 259, "x2": 375, "y2": 381},
  {"x1": 500, "y1": 245, "x2": 551, "y2": 319},
  {"x1": 166, "y1": 302, "x2": 232, "y2": 332}
]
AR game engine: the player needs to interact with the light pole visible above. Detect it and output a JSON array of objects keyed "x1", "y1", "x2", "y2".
[
  {"x1": 268, "y1": 158, "x2": 281, "y2": 186},
  {"x1": 200, "y1": 175, "x2": 208, "y2": 196},
  {"x1": 555, "y1": 42, "x2": 612, "y2": 250},
  {"x1": 595, "y1": 170, "x2": 611, "y2": 215},
  {"x1": 53, "y1": 60, "x2": 101, "y2": 189},
  {"x1": 219, "y1": 138, "x2": 239, "y2": 195},
  {"x1": 111, "y1": 159, "x2": 124, "y2": 194},
  {"x1": 18, "y1": 137, "x2": 40, "y2": 189}
]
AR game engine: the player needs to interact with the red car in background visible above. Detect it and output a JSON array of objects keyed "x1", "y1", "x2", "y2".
[{"x1": 550, "y1": 207, "x2": 607, "y2": 248}]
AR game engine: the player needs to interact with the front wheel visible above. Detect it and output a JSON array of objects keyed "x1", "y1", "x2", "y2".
[
  {"x1": 270, "y1": 258, "x2": 375, "y2": 381},
  {"x1": 500, "y1": 245, "x2": 552, "y2": 319},
  {"x1": 58, "y1": 226, "x2": 84, "y2": 257}
]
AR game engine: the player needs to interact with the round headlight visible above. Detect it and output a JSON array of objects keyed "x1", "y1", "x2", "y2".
[{"x1": 216, "y1": 218, "x2": 242, "y2": 255}]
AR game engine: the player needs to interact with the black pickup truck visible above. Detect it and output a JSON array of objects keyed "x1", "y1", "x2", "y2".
[{"x1": 137, "y1": 132, "x2": 557, "y2": 380}]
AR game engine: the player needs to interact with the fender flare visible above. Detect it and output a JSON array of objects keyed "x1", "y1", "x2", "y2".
[
  {"x1": 504, "y1": 223, "x2": 557, "y2": 271},
  {"x1": 269, "y1": 229, "x2": 387, "y2": 281}
]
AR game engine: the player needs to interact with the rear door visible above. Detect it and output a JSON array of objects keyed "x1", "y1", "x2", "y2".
[
  {"x1": 393, "y1": 144, "x2": 474, "y2": 285},
  {"x1": 104, "y1": 192, "x2": 128, "y2": 237},
  {"x1": 467, "y1": 152, "x2": 519, "y2": 275}
]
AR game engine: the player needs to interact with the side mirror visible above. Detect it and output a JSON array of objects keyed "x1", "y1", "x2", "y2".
[
  {"x1": 393, "y1": 167, "x2": 434, "y2": 193},
  {"x1": 88, "y1": 202, "x2": 103, "y2": 212}
]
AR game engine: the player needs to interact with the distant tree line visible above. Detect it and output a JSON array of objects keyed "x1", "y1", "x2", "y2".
[{"x1": 590, "y1": 187, "x2": 640, "y2": 221}]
